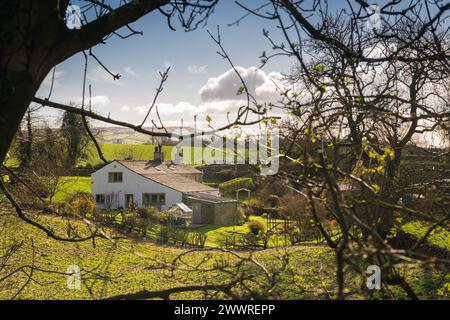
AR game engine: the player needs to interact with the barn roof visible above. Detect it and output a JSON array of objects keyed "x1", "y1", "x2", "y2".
[{"x1": 116, "y1": 160, "x2": 215, "y2": 193}]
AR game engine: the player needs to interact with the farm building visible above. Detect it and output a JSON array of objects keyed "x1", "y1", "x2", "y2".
[{"x1": 91, "y1": 148, "x2": 239, "y2": 225}]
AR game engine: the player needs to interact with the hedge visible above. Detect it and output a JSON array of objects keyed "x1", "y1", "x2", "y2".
[{"x1": 219, "y1": 177, "x2": 255, "y2": 195}]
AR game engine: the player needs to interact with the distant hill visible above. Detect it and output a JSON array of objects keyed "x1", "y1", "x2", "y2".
[{"x1": 93, "y1": 126, "x2": 195, "y2": 145}]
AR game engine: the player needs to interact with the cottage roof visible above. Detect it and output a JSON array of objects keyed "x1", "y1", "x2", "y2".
[
  {"x1": 117, "y1": 160, "x2": 201, "y2": 175},
  {"x1": 116, "y1": 160, "x2": 215, "y2": 193}
]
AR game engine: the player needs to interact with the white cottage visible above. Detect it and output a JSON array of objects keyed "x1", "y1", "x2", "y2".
[
  {"x1": 91, "y1": 148, "x2": 240, "y2": 225},
  {"x1": 91, "y1": 160, "x2": 218, "y2": 210}
]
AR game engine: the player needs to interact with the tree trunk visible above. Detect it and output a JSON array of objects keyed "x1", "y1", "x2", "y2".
[{"x1": 0, "y1": 74, "x2": 38, "y2": 165}]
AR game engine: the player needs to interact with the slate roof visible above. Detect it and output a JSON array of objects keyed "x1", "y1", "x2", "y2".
[{"x1": 116, "y1": 160, "x2": 216, "y2": 193}]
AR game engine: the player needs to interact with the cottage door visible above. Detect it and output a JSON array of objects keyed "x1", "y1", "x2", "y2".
[{"x1": 125, "y1": 194, "x2": 134, "y2": 209}]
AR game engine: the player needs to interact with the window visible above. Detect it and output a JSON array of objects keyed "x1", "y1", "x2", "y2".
[
  {"x1": 142, "y1": 193, "x2": 166, "y2": 206},
  {"x1": 108, "y1": 172, "x2": 123, "y2": 183},
  {"x1": 159, "y1": 194, "x2": 166, "y2": 205},
  {"x1": 96, "y1": 194, "x2": 105, "y2": 204}
]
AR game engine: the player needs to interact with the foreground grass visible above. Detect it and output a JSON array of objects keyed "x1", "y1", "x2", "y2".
[
  {"x1": 1, "y1": 213, "x2": 448, "y2": 299},
  {"x1": 0, "y1": 214, "x2": 339, "y2": 300}
]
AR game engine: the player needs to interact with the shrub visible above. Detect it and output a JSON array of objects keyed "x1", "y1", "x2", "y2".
[
  {"x1": 70, "y1": 192, "x2": 95, "y2": 217},
  {"x1": 287, "y1": 228, "x2": 304, "y2": 245},
  {"x1": 279, "y1": 194, "x2": 309, "y2": 221},
  {"x1": 248, "y1": 219, "x2": 265, "y2": 235},
  {"x1": 136, "y1": 218, "x2": 152, "y2": 236},
  {"x1": 242, "y1": 198, "x2": 266, "y2": 216},
  {"x1": 137, "y1": 207, "x2": 168, "y2": 224},
  {"x1": 137, "y1": 207, "x2": 157, "y2": 219},
  {"x1": 219, "y1": 177, "x2": 255, "y2": 196},
  {"x1": 217, "y1": 232, "x2": 237, "y2": 249},
  {"x1": 188, "y1": 232, "x2": 207, "y2": 247},
  {"x1": 157, "y1": 226, "x2": 170, "y2": 244},
  {"x1": 239, "y1": 233, "x2": 262, "y2": 249},
  {"x1": 259, "y1": 179, "x2": 290, "y2": 197},
  {"x1": 266, "y1": 194, "x2": 280, "y2": 207},
  {"x1": 122, "y1": 214, "x2": 139, "y2": 232},
  {"x1": 96, "y1": 210, "x2": 120, "y2": 225}
]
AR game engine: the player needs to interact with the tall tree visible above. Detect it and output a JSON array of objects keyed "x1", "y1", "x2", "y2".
[{"x1": 60, "y1": 109, "x2": 89, "y2": 168}]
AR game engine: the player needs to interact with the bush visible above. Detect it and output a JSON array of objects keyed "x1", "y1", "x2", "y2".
[
  {"x1": 122, "y1": 214, "x2": 139, "y2": 232},
  {"x1": 259, "y1": 179, "x2": 291, "y2": 198},
  {"x1": 95, "y1": 210, "x2": 120, "y2": 225},
  {"x1": 136, "y1": 218, "x2": 152, "y2": 236},
  {"x1": 287, "y1": 228, "x2": 304, "y2": 245},
  {"x1": 70, "y1": 192, "x2": 95, "y2": 217},
  {"x1": 279, "y1": 194, "x2": 309, "y2": 221},
  {"x1": 219, "y1": 177, "x2": 255, "y2": 196},
  {"x1": 157, "y1": 226, "x2": 170, "y2": 244},
  {"x1": 136, "y1": 207, "x2": 168, "y2": 224},
  {"x1": 170, "y1": 228, "x2": 189, "y2": 246},
  {"x1": 266, "y1": 194, "x2": 280, "y2": 207},
  {"x1": 217, "y1": 232, "x2": 237, "y2": 249},
  {"x1": 187, "y1": 232, "x2": 207, "y2": 247},
  {"x1": 248, "y1": 219, "x2": 265, "y2": 235},
  {"x1": 242, "y1": 198, "x2": 266, "y2": 216}
]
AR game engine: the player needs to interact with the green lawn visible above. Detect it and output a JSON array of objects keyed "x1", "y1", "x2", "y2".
[
  {"x1": 0, "y1": 214, "x2": 338, "y2": 300},
  {"x1": 52, "y1": 176, "x2": 91, "y2": 202},
  {"x1": 193, "y1": 215, "x2": 320, "y2": 248}
]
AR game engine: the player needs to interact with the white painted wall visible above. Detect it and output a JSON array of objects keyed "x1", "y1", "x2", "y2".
[{"x1": 91, "y1": 161, "x2": 182, "y2": 210}]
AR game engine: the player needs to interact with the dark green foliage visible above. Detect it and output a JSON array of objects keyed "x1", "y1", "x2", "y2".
[
  {"x1": 219, "y1": 177, "x2": 255, "y2": 196},
  {"x1": 60, "y1": 109, "x2": 90, "y2": 168}
]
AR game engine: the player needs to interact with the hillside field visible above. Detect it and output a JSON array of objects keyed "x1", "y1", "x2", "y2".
[{"x1": 0, "y1": 214, "x2": 448, "y2": 299}]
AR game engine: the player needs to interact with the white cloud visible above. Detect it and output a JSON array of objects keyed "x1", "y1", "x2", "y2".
[
  {"x1": 124, "y1": 66, "x2": 137, "y2": 76},
  {"x1": 117, "y1": 67, "x2": 288, "y2": 127},
  {"x1": 199, "y1": 66, "x2": 284, "y2": 102},
  {"x1": 75, "y1": 95, "x2": 110, "y2": 108},
  {"x1": 118, "y1": 99, "x2": 278, "y2": 128},
  {"x1": 187, "y1": 64, "x2": 208, "y2": 75},
  {"x1": 90, "y1": 95, "x2": 110, "y2": 107}
]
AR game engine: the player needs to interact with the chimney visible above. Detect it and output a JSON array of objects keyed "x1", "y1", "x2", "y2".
[{"x1": 153, "y1": 145, "x2": 164, "y2": 162}]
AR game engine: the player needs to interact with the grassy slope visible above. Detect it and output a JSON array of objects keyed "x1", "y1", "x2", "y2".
[
  {"x1": 80, "y1": 143, "x2": 248, "y2": 167},
  {"x1": 1, "y1": 214, "x2": 447, "y2": 299},
  {"x1": 0, "y1": 214, "x2": 336, "y2": 300}
]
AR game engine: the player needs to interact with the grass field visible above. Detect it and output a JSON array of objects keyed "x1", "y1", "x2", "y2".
[
  {"x1": 0, "y1": 214, "x2": 338, "y2": 300},
  {"x1": 0, "y1": 214, "x2": 447, "y2": 299},
  {"x1": 79, "y1": 143, "x2": 250, "y2": 168}
]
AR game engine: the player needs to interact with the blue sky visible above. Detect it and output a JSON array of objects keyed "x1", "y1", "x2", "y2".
[{"x1": 37, "y1": 0, "x2": 296, "y2": 128}]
